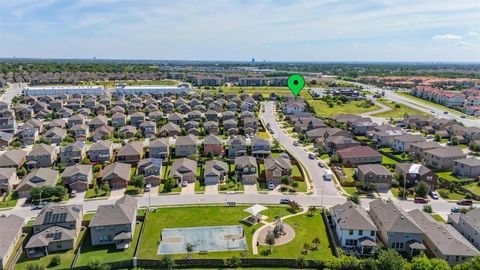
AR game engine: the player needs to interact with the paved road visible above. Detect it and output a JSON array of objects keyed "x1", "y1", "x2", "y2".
[
  {"x1": 354, "y1": 82, "x2": 480, "y2": 127},
  {"x1": 261, "y1": 101, "x2": 338, "y2": 196},
  {"x1": 0, "y1": 83, "x2": 25, "y2": 104}
]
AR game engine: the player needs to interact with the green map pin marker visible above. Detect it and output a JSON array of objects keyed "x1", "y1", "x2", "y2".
[{"x1": 287, "y1": 74, "x2": 305, "y2": 96}]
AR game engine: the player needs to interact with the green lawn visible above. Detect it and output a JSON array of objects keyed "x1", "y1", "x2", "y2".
[
  {"x1": 436, "y1": 172, "x2": 471, "y2": 183},
  {"x1": 0, "y1": 192, "x2": 19, "y2": 208},
  {"x1": 218, "y1": 180, "x2": 244, "y2": 192},
  {"x1": 257, "y1": 212, "x2": 335, "y2": 261},
  {"x1": 76, "y1": 221, "x2": 142, "y2": 266},
  {"x1": 463, "y1": 183, "x2": 480, "y2": 196},
  {"x1": 15, "y1": 230, "x2": 85, "y2": 270},
  {"x1": 195, "y1": 181, "x2": 205, "y2": 193},
  {"x1": 257, "y1": 131, "x2": 271, "y2": 140},
  {"x1": 158, "y1": 183, "x2": 182, "y2": 193},
  {"x1": 381, "y1": 155, "x2": 398, "y2": 166},
  {"x1": 431, "y1": 214, "x2": 446, "y2": 223},
  {"x1": 292, "y1": 164, "x2": 303, "y2": 178},
  {"x1": 343, "y1": 187, "x2": 357, "y2": 195},
  {"x1": 436, "y1": 188, "x2": 466, "y2": 200},
  {"x1": 342, "y1": 167, "x2": 356, "y2": 185},
  {"x1": 373, "y1": 99, "x2": 430, "y2": 118},
  {"x1": 306, "y1": 99, "x2": 379, "y2": 117},
  {"x1": 137, "y1": 206, "x2": 297, "y2": 260},
  {"x1": 85, "y1": 188, "x2": 110, "y2": 199},
  {"x1": 391, "y1": 187, "x2": 414, "y2": 199}
]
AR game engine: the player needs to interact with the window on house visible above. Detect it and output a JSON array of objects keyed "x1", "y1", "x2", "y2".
[{"x1": 349, "y1": 230, "x2": 353, "y2": 235}]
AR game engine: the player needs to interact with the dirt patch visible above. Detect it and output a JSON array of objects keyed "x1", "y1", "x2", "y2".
[{"x1": 257, "y1": 223, "x2": 295, "y2": 246}]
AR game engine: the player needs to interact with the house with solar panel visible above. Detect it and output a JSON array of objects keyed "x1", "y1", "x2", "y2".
[{"x1": 24, "y1": 204, "x2": 83, "y2": 258}]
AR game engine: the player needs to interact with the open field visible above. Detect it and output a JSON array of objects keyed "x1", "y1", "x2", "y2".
[
  {"x1": 306, "y1": 99, "x2": 380, "y2": 117},
  {"x1": 137, "y1": 206, "x2": 307, "y2": 259},
  {"x1": 373, "y1": 99, "x2": 430, "y2": 118}
]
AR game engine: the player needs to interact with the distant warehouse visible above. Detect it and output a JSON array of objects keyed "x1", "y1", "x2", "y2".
[
  {"x1": 24, "y1": 85, "x2": 105, "y2": 96},
  {"x1": 115, "y1": 84, "x2": 190, "y2": 95}
]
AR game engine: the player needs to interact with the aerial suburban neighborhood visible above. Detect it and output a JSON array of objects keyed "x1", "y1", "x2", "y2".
[{"x1": 0, "y1": 1, "x2": 480, "y2": 269}]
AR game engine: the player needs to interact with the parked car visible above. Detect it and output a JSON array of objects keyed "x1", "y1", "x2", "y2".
[
  {"x1": 426, "y1": 135, "x2": 433, "y2": 139},
  {"x1": 461, "y1": 115, "x2": 466, "y2": 118},
  {"x1": 308, "y1": 153, "x2": 316, "y2": 159},
  {"x1": 268, "y1": 182, "x2": 275, "y2": 190},
  {"x1": 317, "y1": 161, "x2": 324, "y2": 168},
  {"x1": 457, "y1": 199, "x2": 473, "y2": 206},
  {"x1": 145, "y1": 183, "x2": 152, "y2": 192},
  {"x1": 430, "y1": 110, "x2": 435, "y2": 113},
  {"x1": 443, "y1": 111, "x2": 448, "y2": 114},
  {"x1": 451, "y1": 206, "x2": 461, "y2": 213},
  {"x1": 293, "y1": 141, "x2": 299, "y2": 146},
  {"x1": 414, "y1": 197, "x2": 429, "y2": 204},
  {"x1": 70, "y1": 190, "x2": 77, "y2": 198},
  {"x1": 429, "y1": 191, "x2": 439, "y2": 200},
  {"x1": 181, "y1": 180, "x2": 188, "y2": 187},
  {"x1": 280, "y1": 198, "x2": 293, "y2": 204}
]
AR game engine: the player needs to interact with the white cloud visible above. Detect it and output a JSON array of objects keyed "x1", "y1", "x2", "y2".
[
  {"x1": 456, "y1": 41, "x2": 472, "y2": 47},
  {"x1": 468, "y1": 31, "x2": 479, "y2": 36},
  {"x1": 432, "y1": 34, "x2": 462, "y2": 40}
]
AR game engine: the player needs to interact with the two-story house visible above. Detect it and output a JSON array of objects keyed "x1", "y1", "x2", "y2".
[
  {"x1": 61, "y1": 164, "x2": 93, "y2": 192},
  {"x1": 88, "y1": 140, "x2": 113, "y2": 163},
  {"x1": 175, "y1": 135, "x2": 197, "y2": 157}
]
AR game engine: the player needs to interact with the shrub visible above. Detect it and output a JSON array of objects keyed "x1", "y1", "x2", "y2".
[
  {"x1": 423, "y1": 205, "x2": 432, "y2": 213},
  {"x1": 49, "y1": 255, "x2": 61, "y2": 267},
  {"x1": 26, "y1": 263, "x2": 45, "y2": 270},
  {"x1": 415, "y1": 181, "x2": 430, "y2": 198},
  {"x1": 160, "y1": 255, "x2": 174, "y2": 269},
  {"x1": 226, "y1": 256, "x2": 241, "y2": 268}
]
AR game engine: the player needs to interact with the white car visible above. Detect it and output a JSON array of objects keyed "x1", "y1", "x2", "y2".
[
  {"x1": 182, "y1": 180, "x2": 188, "y2": 187},
  {"x1": 268, "y1": 182, "x2": 275, "y2": 190},
  {"x1": 145, "y1": 183, "x2": 152, "y2": 192},
  {"x1": 430, "y1": 191, "x2": 439, "y2": 200}
]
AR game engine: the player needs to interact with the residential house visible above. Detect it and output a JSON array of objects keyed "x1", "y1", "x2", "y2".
[
  {"x1": 409, "y1": 141, "x2": 442, "y2": 160},
  {"x1": 264, "y1": 154, "x2": 292, "y2": 185},
  {"x1": 111, "y1": 113, "x2": 127, "y2": 127},
  {"x1": 355, "y1": 164, "x2": 393, "y2": 190},
  {"x1": 17, "y1": 126, "x2": 38, "y2": 146},
  {"x1": 448, "y1": 208, "x2": 480, "y2": 252},
  {"x1": 117, "y1": 141, "x2": 144, "y2": 163},
  {"x1": 159, "y1": 122, "x2": 181, "y2": 137},
  {"x1": 0, "y1": 168, "x2": 17, "y2": 195},
  {"x1": 25, "y1": 204, "x2": 83, "y2": 258},
  {"x1": 204, "y1": 121, "x2": 219, "y2": 135},
  {"x1": 0, "y1": 131, "x2": 14, "y2": 148},
  {"x1": 223, "y1": 119, "x2": 238, "y2": 135},
  {"x1": 102, "y1": 162, "x2": 131, "y2": 189},
  {"x1": 88, "y1": 115, "x2": 108, "y2": 131},
  {"x1": 282, "y1": 101, "x2": 306, "y2": 115},
  {"x1": 137, "y1": 158, "x2": 162, "y2": 186},
  {"x1": 204, "y1": 160, "x2": 228, "y2": 185},
  {"x1": 307, "y1": 127, "x2": 349, "y2": 141},
  {"x1": 26, "y1": 144, "x2": 57, "y2": 168},
  {"x1": 148, "y1": 139, "x2": 168, "y2": 160},
  {"x1": 227, "y1": 135, "x2": 247, "y2": 158},
  {"x1": 175, "y1": 135, "x2": 197, "y2": 157},
  {"x1": 203, "y1": 135, "x2": 223, "y2": 156},
  {"x1": 0, "y1": 214, "x2": 24, "y2": 269},
  {"x1": 44, "y1": 127, "x2": 67, "y2": 145},
  {"x1": 424, "y1": 147, "x2": 467, "y2": 170},
  {"x1": 395, "y1": 163, "x2": 437, "y2": 188},
  {"x1": 205, "y1": 110, "x2": 218, "y2": 121},
  {"x1": 16, "y1": 168, "x2": 58, "y2": 197},
  {"x1": 0, "y1": 150, "x2": 27, "y2": 168},
  {"x1": 323, "y1": 136, "x2": 360, "y2": 154},
  {"x1": 393, "y1": 135, "x2": 425, "y2": 153},
  {"x1": 235, "y1": 156, "x2": 257, "y2": 184},
  {"x1": 61, "y1": 164, "x2": 93, "y2": 192},
  {"x1": 68, "y1": 114, "x2": 86, "y2": 128},
  {"x1": 168, "y1": 112, "x2": 184, "y2": 125},
  {"x1": 89, "y1": 195, "x2": 137, "y2": 249},
  {"x1": 130, "y1": 112, "x2": 145, "y2": 126},
  {"x1": 119, "y1": 125, "x2": 136, "y2": 139},
  {"x1": 409, "y1": 209, "x2": 479, "y2": 265},
  {"x1": 88, "y1": 140, "x2": 113, "y2": 163},
  {"x1": 330, "y1": 201, "x2": 377, "y2": 255},
  {"x1": 368, "y1": 199, "x2": 425, "y2": 256},
  {"x1": 169, "y1": 158, "x2": 197, "y2": 184},
  {"x1": 70, "y1": 124, "x2": 89, "y2": 141},
  {"x1": 251, "y1": 136, "x2": 271, "y2": 159},
  {"x1": 92, "y1": 125, "x2": 114, "y2": 142},
  {"x1": 452, "y1": 158, "x2": 480, "y2": 179},
  {"x1": 337, "y1": 146, "x2": 383, "y2": 165},
  {"x1": 60, "y1": 141, "x2": 86, "y2": 165},
  {"x1": 349, "y1": 120, "x2": 377, "y2": 135},
  {"x1": 0, "y1": 118, "x2": 17, "y2": 134}
]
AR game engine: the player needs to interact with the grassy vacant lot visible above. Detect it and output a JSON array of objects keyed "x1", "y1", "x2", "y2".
[
  {"x1": 436, "y1": 188, "x2": 466, "y2": 200},
  {"x1": 436, "y1": 172, "x2": 471, "y2": 183},
  {"x1": 373, "y1": 99, "x2": 430, "y2": 118},
  {"x1": 463, "y1": 183, "x2": 480, "y2": 196},
  {"x1": 137, "y1": 206, "x2": 300, "y2": 260},
  {"x1": 15, "y1": 230, "x2": 86, "y2": 270},
  {"x1": 257, "y1": 212, "x2": 335, "y2": 261},
  {"x1": 306, "y1": 99, "x2": 380, "y2": 117},
  {"x1": 76, "y1": 221, "x2": 143, "y2": 266}
]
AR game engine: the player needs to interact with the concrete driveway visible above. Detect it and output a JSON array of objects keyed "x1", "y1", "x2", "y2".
[
  {"x1": 181, "y1": 182, "x2": 195, "y2": 195},
  {"x1": 244, "y1": 184, "x2": 258, "y2": 194},
  {"x1": 205, "y1": 184, "x2": 218, "y2": 194}
]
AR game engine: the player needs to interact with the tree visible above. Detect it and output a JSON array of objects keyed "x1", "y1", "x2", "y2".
[
  {"x1": 359, "y1": 257, "x2": 378, "y2": 270},
  {"x1": 453, "y1": 256, "x2": 480, "y2": 270},
  {"x1": 63, "y1": 136, "x2": 75, "y2": 144},
  {"x1": 348, "y1": 194, "x2": 360, "y2": 204},
  {"x1": 159, "y1": 255, "x2": 173, "y2": 269},
  {"x1": 312, "y1": 237, "x2": 321, "y2": 250},
  {"x1": 308, "y1": 206, "x2": 317, "y2": 217},
  {"x1": 207, "y1": 150, "x2": 214, "y2": 159},
  {"x1": 17, "y1": 167, "x2": 27, "y2": 178},
  {"x1": 376, "y1": 249, "x2": 406, "y2": 270},
  {"x1": 451, "y1": 136, "x2": 459, "y2": 145},
  {"x1": 272, "y1": 138, "x2": 280, "y2": 150},
  {"x1": 185, "y1": 242, "x2": 194, "y2": 257},
  {"x1": 53, "y1": 186, "x2": 67, "y2": 199},
  {"x1": 265, "y1": 231, "x2": 276, "y2": 253},
  {"x1": 288, "y1": 200, "x2": 301, "y2": 213},
  {"x1": 422, "y1": 205, "x2": 432, "y2": 213},
  {"x1": 409, "y1": 256, "x2": 451, "y2": 270},
  {"x1": 434, "y1": 134, "x2": 441, "y2": 142},
  {"x1": 226, "y1": 256, "x2": 241, "y2": 268},
  {"x1": 330, "y1": 255, "x2": 360, "y2": 270},
  {"x1": 49, "y1": 255, "x2": 61, "y2": 267},
  {"x1": 130, "y1": 175, "x2": 145, "y2": 189},
  {"x1": 88, "y1": 259, "x2": 111, "y2": 270},
  {"x1": 330, "y1": 154, "x2": 340, "y2": 164},
  {"x1": 93, "y1": 164, "x2": 102, "y2": 173},
  {"x1": 102, "y1": 182, "x2": 110, "y2": 193},
  {"x1": 415, "y1": 181, "x2": 430, "y2": 198},
  {"x1": 296, "y1": 257, "x2": 308, "y2": 268},
  {"x1": 164, "y1": 177, "x2": 176, "y2": 192}
]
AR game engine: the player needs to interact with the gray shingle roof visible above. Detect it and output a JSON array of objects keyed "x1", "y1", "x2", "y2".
[
  {"x1": 0, "y1": 215, "x2": 24, "y2": 260},
  {"x1": 62, "y1": 164, "x2": 92, "y2": 178},
  {"x1": 369, "y1": 199, "x2": 422, "y2": 234},
  {"x1": 0, "y1": 150, "x2": 26, "y2": 167},
  {"x1": 89, "y1": 195, "x2": 137, "y2": 227},
  {"x1": 331, "y1": 201, "x2": 377, "y2": 231}
]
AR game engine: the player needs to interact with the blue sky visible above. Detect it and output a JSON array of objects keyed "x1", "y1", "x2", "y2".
[{"x1": 0, "y1": 0, "x2": 479, "y2": 62}]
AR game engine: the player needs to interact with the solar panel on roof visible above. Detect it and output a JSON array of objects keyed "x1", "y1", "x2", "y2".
[
  {"x1": 53, "y1": 232, "x2": 62, "y2": 240},
  {"x1": 44, "y1": 212, "x2": 53, "y2": 223},
  {"x1": 59, "y1": 213, "x2": 67, "y2": 222}
]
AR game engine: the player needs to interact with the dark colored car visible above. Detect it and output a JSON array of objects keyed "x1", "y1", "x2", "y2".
[
  {"x1": 457, "y1": 199, "x2": 473, "y2": 206},
  {"x1": 414, "y1": 197, "x2": 429, "y2": 204},
  {"x1": 280, "y1": 198, "x2": 292, "y2": 204}
]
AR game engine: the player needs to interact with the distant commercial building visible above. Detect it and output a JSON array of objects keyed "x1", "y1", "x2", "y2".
[
  {"x1": 114, "y1": 84, "x2": 190, "y2": 95},
  {"x1": 24, "y1": 86, "x2": 104, "y2": 96},
  {"x1": 238, "y1": 76, "x2": 266, "y2": 86}
]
